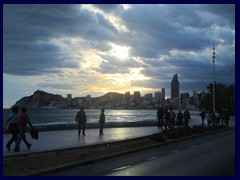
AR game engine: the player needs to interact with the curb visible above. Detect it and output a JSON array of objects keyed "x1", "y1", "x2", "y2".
[{"x1": 30, "y1": 127, "x2": 233, "y2": 176}]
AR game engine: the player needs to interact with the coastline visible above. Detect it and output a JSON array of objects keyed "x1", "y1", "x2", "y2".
[{"x1": 3, "y1": 120, "x2": 157, "y2": 133}]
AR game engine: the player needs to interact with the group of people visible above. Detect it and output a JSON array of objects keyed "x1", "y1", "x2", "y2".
[
  {"x1": 75, "y1": 107, "x2": 106, "y2": 136},
  {"x1": 4, "y1": 106, "x2": 107, "y2": 152},
  {"x1": 3, "y1": 106, "x2": 33, "y2": 152},
  {"x1": 157, "y1": 106, "x2": 191, "y2": 129},
  {"x1": 199, "y1": 109, "x2": 230, "y2": 127}
]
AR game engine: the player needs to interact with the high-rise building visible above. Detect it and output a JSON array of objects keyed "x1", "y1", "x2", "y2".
[
  {"x1": 171, "y1": 73, "x2": 179, "y2": 99},
  {"x1": 134, "y1": 91, "x2": 141, "y2": 100},
  {"x1": 67, "y1": 94, "x2": 72, "y2": 102},
  {"x1": 124, "y1": 92, "x2": 131, "y2": 100},
  {"x1": 154, "y1": 92, "x2": 162, "y2": 101},
  {"x1": 161, "y1": 88, "x2": 165, "y2": 100}
]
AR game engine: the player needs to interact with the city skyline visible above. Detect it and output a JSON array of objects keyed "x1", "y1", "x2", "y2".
[{"x1": 3, "y1": 4, "x2": 235, "y2": 108}]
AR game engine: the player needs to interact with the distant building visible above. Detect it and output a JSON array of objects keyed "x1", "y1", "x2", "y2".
[
  {"x1": 171, "y1": 73, "x2": 179, "y2": 99},
  {"x1": 86, "y1": 95, "x2": 91, "y2": 103},
  {"x1": 124, "y1": 92, "x2": 131, "y2": 100},
  {"x1": 193, "y1": 91, "x2": 200, "y2": 107},
  {"x1": 143, "y1": 93, "x2": 153, "y2": 100},
  {"x1": 67, "y1": 94, "x2": 72, "y2": 102},
  {"x1": 180, "y1": 93, "x2": 190, "y2": 106},
  {"x1": 161, "y1": 88, "x2": 165, "y2": 100},
  {"x1": 134, "y1": 91, "x2": 141, "y2": 100},
  {"x1": 171, "y1": 97, "x2": 180, "y2": 108},
  {"x1": 154, "y1": 91, "x2": 163, "y2": 102}
]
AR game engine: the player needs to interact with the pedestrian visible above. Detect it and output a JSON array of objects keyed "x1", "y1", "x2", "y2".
[
  {"x1": 215, "y1": 111, "x2": 221, "y2": 125},
  {"x1": 199, "y1": 110, "x2": 206, "y2": 125},
  {"x1": 164, "y1": 108, "x2": 170, "y2": 129},
  {"x1": 14, "y1": 107, "x2": 33, "y2": 152},
  {"x1": 76, "y1": 107, "x2": 87, "y2": 136},
  {"x1": 99, "y1": 108, "x2": 105, "y2": 135},
  {"x1": 4, "y1": 106, "x2": 19, "y2": 151},
  {"x1": 224, "y1": 110, "x2": 230, "y2": 127},
  {"x1": 206, "y1": 111, "x2": 211, "y2": 127},
  {"x1": 157, "y1": 106, "x2": 164, "y2": 129},
  {"x1": 183, "y1": 109, "x2": 191, "y2": 127},
  {"x1": 169, "y1": 107, "x2": 175, "y2": 128},
  {"x1": 177, "y1": 110, "x2": 183, "y2": 126}
]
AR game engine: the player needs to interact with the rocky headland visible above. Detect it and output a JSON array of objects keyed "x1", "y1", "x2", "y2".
[{"x1": 14, "y1": 90, "x2": 164, "y2": 110}]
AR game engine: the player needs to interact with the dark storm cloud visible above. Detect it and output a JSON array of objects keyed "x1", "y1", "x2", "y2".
[
  {"x1": 3, "y1": 4, "x2": 235, "y2": 91},
  {"x1": 3, "y1": 4, "x2": 119, "y2": 76},
  {"x1": 120, "y1": 4, "x2": 234, "y2": 59}
]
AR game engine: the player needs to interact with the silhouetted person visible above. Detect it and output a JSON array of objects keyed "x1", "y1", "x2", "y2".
[
  {"x1": 157, "y1": 106, "x2": 164, "y2": 129},
  {"x1": 223, "y1": 110, "x2": 230, "y2": 127},
  {"x1": 169, "y1": 107, "x2": 175, "y2": 128},
  {"x1": 4, "y1": 106, "x2": 19, "y2": 151},
  {"x1": 199, "y1": 110, "x2": 206, "y2": 125},
  {"x1": 206, "y1": 112, "x2": 211, "y2": 127},
  {"x1": 14, "y1": 107, "x2": 33, "y2": 152},
  {"x1": 164, "y1": 108, "x2": 170, "y2": 129},
  {"x1": 76, "y1": 107, "x2": 87, "y2": 136},
  {"x1": 215, "y1": 111, "x2": 221, "y2": 125},
  {"x1": 177, "y1": 110, "x2": 183, "y2": 126},
  {"x1": 99, "y1": 108, "x2": 105, "y2": 135},
  {"x1": 212, "y1": 111, "x2": 217, "y2": 126},
  {"x1": 183, "y1": 109, "x2": 191, "y2": 127}
]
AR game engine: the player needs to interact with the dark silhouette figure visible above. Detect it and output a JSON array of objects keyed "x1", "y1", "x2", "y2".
[
  {"x1": 222, "y1": 110, "x2": 230, "y2": 127},
  {"x1": 169, "y1": 107, "x2": 175, "y2": 128},
  {"x1": 177, "y1": 110, "x2": 183, "y2": 126},
  {"x1": 157, "y1": 106, "x2": 164, "y2": 129},
  {"x1": 99, "y1": 108, "x2": 105, "y2": 135},
  {"x1": 4, "y1": 106, "x2": 19, "y2": 151},
  {"x1": 183, "y1": 109, "x2": 191, "y2": 127},
  {"x1": 76, "y1": 107, "x2": 87, "y2": 136},
  {"x1": 14, "y1": 107, "x2": 33, "y2": 152},
  {"x1": 164, "y1": 108, "x2": 170, "y2": 129},
  {"x1": 211, "y1": 112, "x2": 217, "y2": 126},
  {"x1": 215, "y1": 111, "x2": 221, "y2": 125},
  {"x1": 199, "y1": 110, "x2": 206, "y2": 125},
  {"x1": 206, "y1": 112, "x2": 212, "y2": 127}
]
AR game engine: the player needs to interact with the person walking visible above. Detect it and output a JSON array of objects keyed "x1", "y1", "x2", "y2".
[
  {"x1": 76, "y1": 107, "x2": 87, "y2": 136},
  {"x1": 183, "y1": 109, "x2": 191, "y2": 127},
  {"x1": 13, "y1": 107, "x2": 33, "y2": 152},
  {"x1": 4, "y1": 106, "x2": 19, "y2": 151},
  {"x1": 169, "y1": 107, "x2": 175, "y2": 128},
  {"x1": 199, "y1": 110, "x2": 206, "y2": 125},
  {"x1": 157, "y1": 106, "x2": 164, "y2": 129},
  {"x1": 99, "y1": 108, "x2": 105, "y2": 135},
  {"x1": 177, "y1": 110, "x2": 183, "y2": 126}
]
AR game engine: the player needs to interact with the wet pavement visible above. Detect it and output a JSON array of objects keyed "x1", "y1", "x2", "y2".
[
  {"x1": 3, "y1": 126, "x2": 161, "y2": 157},
  {"x1": 3, "y1": 115, "x2": 235, "y2": 158}
]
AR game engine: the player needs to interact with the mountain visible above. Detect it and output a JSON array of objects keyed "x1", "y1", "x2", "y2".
[
  {"x1": 15, "y1": 90, "x2": 66, "y2": 109},
  {"x1": 13, "y1": 90, "x2": 161, "y2": 110}
]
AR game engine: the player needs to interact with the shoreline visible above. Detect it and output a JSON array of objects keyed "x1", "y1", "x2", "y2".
[{"x1": 3, "y1": 120, "x2": 157, "y2": 133}]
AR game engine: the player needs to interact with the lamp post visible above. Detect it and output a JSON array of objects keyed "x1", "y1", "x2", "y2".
[{"x1": 212, "y1": 41, "x2": 216, "y2": 112}]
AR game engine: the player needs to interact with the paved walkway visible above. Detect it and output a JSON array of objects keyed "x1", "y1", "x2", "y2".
[
  {"x1": 3, "y1": 126, "x2": 161, "y2": 157},
  {"x1": 3, "y1": 116, "x2": 235, "y2": 158}
]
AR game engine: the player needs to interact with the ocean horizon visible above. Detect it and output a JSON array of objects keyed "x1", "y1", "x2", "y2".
[{"x1": 3, "y1": 108, "x2": 205, "y2": 126}]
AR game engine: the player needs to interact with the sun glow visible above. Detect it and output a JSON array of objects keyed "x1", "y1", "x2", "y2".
[{"x1": 110, "y1": 43, "x2": 130, "y2": 59}]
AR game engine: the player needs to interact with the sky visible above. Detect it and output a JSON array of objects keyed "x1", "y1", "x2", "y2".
[{"x1": 3, "y1": 4, "x2": 235, "y2": 108}]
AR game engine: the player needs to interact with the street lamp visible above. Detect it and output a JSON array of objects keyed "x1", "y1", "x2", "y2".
[{"x1": 212, "y1": 41, "x2": 216, "y2": 112}]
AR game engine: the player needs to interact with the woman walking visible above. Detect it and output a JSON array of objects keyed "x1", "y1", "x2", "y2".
[{"x1": 4, "y1": 106, "x2": 19, "y2": 151}]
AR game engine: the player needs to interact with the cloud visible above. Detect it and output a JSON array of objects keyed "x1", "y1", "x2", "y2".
[{"x1": 3, "y1": 4, "x2": 235, "y2": 106}]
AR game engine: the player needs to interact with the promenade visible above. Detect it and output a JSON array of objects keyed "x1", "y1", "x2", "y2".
[
  {"x1": 3, "y1": 116, "x2": 235, "y2": 158},
  {"x1": 3, "y1": 126, "x2": 160, "y2": 157}
]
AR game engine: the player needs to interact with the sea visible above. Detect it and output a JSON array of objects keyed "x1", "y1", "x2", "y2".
[{"x1": 2, "y1": 109, "x2": 206, "y2": 126}]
